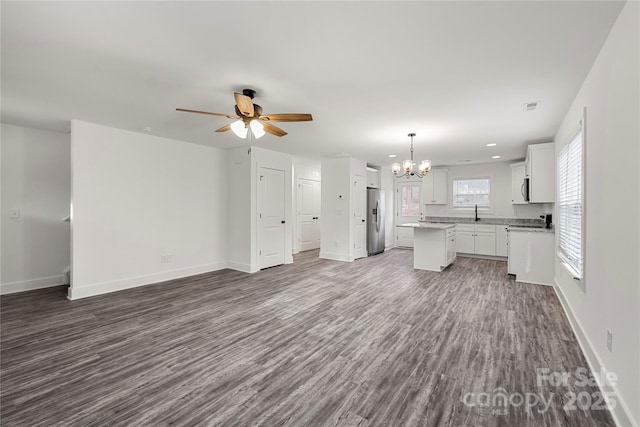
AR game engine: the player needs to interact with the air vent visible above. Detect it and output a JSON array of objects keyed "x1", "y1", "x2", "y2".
[{"x1": 523, "y1": 101, "x2": 539, "y2": 112}]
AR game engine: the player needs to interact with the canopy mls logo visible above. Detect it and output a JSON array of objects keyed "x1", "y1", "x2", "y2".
[
  {"x1": 461, "y1": 388, "x2": 553, "y2": 415},
  {"x1": 461, "y1": 367, "x2": 618, "y2": 416}
]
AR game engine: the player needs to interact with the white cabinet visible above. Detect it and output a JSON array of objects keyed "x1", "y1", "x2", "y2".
[
  {"x1": 414, "y1": 226, "x2": 456, "y2": 272},
  {"x1": 455, "y1": 224, "x2": 496, "y2": 255},
  {"x1": 526, "y1": 143, "x2": 555, "y2": 203},
  {"x1": 508, "y1": 230, "x2": 554, "y2": 285},
  {"x1": 366, "y1": 169, "x2": 380, "y2": 189},
  {"x1": 496, "y1": 225, "x2": 508, "y2": 257},
  {"x1": 423, "y1": 169, "x2": 448, "y2": 205},
  {"x1": 455, "y1": 224, "x2": 476, "y2": 253},
  {"x1": 510, "y1": 162, "x2": 527, "y2": 204}
]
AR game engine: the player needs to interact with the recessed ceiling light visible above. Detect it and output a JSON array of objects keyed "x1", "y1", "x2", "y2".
[
  {"x1": 388, "y1": 154, "x2": 397, "y2": 158},
  {"x1": 492, "y1": 155, "x2": 501, "y2": 159},
  {"x1": 458, "y1": 160, "x2": 472, "y2": 163},
  {"x1": 486, "y1": 143, "x2": 497, "y2": 147}
]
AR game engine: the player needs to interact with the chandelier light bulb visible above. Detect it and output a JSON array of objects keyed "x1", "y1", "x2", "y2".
[
  {"x1": 230, "y1": 120, "x2": 248, "y2": 139},
  {"x1": 250, "y1": 120, "x2": 265, "y2": 139}
]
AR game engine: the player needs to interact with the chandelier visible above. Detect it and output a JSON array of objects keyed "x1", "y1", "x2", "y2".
[{"x1": 391, "y1": 133, "x2": 431, "y2": 178}]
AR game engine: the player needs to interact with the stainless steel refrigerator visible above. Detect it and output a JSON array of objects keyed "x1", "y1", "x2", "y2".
[{"x1": 367, "y1": 188, "x2": 385, "y2": 256}]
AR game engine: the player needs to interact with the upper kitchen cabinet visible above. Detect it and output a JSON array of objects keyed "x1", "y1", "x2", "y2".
[
  {"x1": 510, "y1": 162, "x2": 527, "y2": 204},
  {"x1": 366, "y1": 168, "x2": 380, "y2": 189},
  {"x1": 526, "y1": 143, "x2": 555, "y2": 203},
  {"x1": 423, "y1": 169, "x2": 448, "y2": 205}
]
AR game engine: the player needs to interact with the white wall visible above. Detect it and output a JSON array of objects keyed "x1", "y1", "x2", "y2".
[
  {"x1": 1, "y1": 124, "x2": 71, "y2": 294},
  {"x1": 421, "y1": 162, "x2": 549, "y2": 219},
  {"x1": 69, "y1": 120, "x2": 228, "y2": 299},
  {"x1": 553, "y1": 2, "x2": 639, "y2": 426},
  {"x1": 380, "y1": 167, "x2": 396, "y2": 249},
  {"x1": 226, "y1": 147, "x2": 252, "y2": 271},
  {"x1": 320, "y1": 157, "x2": 352, "y2": 261}
]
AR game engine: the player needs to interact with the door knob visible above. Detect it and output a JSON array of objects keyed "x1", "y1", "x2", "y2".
[
  {"x1": 281, "y1": 220, "x2": 285, "y2": 224},
  {"x1": 361, "y1": 219, "x2": 365, "y2": 222}
]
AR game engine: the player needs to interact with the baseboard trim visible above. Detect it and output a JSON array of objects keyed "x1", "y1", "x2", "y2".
[
  {"x1": 1, "y1": 275, "x2": 64, "y2": 295},
  {"x1": 226, "y1": 261, "x2": 259, "y2": 273},
  {"x1": 319, "y1": 251, "x2": 354, "y2": 262},
  {"x1": 456, "y1": 253, "x2": 508, "y2": 261},
  {"x1": 553, "y1": 280, "x2": 637, "y2": 427},
  {"x1": 68, "y1": 262, "x2": 228, "y2": 300}
]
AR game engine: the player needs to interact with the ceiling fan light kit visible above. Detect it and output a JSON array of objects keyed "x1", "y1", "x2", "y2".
[
  {"x1": 392, "y1": 133, "x2": 431, "y2": 178},
  {"x1": 177, "y1": 88, "x2": 312, "y2": 140}
]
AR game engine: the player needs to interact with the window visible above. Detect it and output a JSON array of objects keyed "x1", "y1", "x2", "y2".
[
  {"x1": 401, "y1": 185, "x2": 421, "y2": 216},
  {"x1": 452, "y1": 178, "x2": 491, "y2": 208},
  {"x1": 558, "y1": 124, "x2": 583, "y2": 279}
]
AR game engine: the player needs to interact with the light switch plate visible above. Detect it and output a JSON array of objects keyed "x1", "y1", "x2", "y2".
[{"x1": 9, "y1": 209, "x2": 20, "y2": 219}]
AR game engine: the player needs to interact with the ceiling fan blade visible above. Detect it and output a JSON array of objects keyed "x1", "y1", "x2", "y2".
[
  {"x1": 259, "y1": 113, "x2": 313, "y2": 122},
  {"x1": 176, "y1": 108, "x2": 237, "y2": 119},
  {"x1": 234, "y1": 93, "x2": 255, "y2": 117},
  {"x1": 263, "y1": 122, "x2": 288, "y2": 137},
  {"x1": 214, "y1": 124, "x2": 231, "y2": 133}
]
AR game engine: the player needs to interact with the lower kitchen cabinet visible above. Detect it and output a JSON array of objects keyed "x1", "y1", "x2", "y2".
[
  {"x1": 508, "y1": 230, "x2": 554, "y2": 285},
  {"x1": 456, "y1": 224, "x2": 497, "y2": 256},
  {"x1": 414, "y1": 225, "x2": 456, "y2": 272},
  {"x1": 496, "y1": 225, "x2": 508, "y2": 257}
]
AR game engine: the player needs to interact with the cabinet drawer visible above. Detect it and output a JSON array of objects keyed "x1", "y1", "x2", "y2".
[
  {"x1": 475, "y1": 224, "x2": 496, "y2": 233},
  {"x1": 456, "y1": 224, "x2": 474, "y2": 232}
]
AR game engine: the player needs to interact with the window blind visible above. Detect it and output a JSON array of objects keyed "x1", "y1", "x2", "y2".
[{"x1": 557, "y1": 125, "x2": 583, "y2": 278}]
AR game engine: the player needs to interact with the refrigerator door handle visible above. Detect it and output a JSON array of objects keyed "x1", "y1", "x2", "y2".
[{"x1": 375, "y1": 200, "x2": 380, "y2": 232}]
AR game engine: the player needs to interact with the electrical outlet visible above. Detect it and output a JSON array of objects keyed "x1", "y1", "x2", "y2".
[
  {"x1": 160, "y1": 255, "x2": 172, "y2": 264},
  {"x1": 606, "y1": 330, "x2": 613, "y2": 352}
]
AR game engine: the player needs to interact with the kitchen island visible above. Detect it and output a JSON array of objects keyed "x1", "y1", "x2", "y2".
[{"x1": 399, "y1": 223, "x2": 456, "y2": 272}]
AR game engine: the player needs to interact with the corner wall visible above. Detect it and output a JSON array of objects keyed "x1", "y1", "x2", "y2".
[
  {"x1": 1, "y1": 124, "x2": 71, "y2": 294},
  {"x1": 553, "y1": 2, "x2": 639, "y2": 425},
  {"x1": 69, "y1": 120, "x2": 228, "y2": 299}
]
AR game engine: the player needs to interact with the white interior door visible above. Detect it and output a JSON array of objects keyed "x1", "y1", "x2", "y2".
[
  {"x1": 298, "y1": 178, "x2": 321, "y2": 251},
  {"x1": 259, "y1": 167, "x2": 285, "y2": 269},
  {"x1": 352, "y1": 172, "x2": 367, "y2": 259},
  {"x1": 395, "y1": 181, "x2": 422, "y2": 247}
]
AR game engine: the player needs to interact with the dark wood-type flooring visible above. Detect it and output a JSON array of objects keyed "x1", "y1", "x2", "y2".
[{"x1": 1, "y1": 249, "x2": 615, "y2": 426}]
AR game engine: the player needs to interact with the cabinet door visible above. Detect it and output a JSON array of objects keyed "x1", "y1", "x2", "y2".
[
  {"x1": 456, "y1": 231, "x2": 475, "y2": 253},
  {"x1": 366, "y1": 170, "x2": 379, "y2": 189},
  {"x1": 510, "y1": 163, "x2": 527, "y2": 204},
  {"x1": 496, "y1": 225, "x2": 508, "y2": 257},
  {"x1": 446, "y1": 236, "x2": 456, "y2": 264},
  {"x1": 422, "y1": 173, "x2": 435, "y2": 204},
  {"x1": 475, "y1": 232, "x2": 497, "y2": 255},
  {"x1": 529, "y1": 144, "x2": 555, "y2": 203},
  {"x1": 432, "y1": 170, "x2": 448, "y2": 204}
]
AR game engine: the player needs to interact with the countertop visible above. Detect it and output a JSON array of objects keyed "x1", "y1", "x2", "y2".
[
  {"x1": 421, "y1": 216, "x2": 546, "y2": 227},
  {"x1": 399, "y1": 222, "x2": 456, "y2": 230},
  {"x1": 507, "y1": 226, "x2": 555, "y2": 233}
]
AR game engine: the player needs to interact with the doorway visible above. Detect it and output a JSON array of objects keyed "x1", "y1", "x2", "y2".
[
  {"x1": 258, "y1": 167, "x2": 286, "y2": 269},
  {"x1": 395, "y1": 181, "x2": 422, "y2": 247},
  {"x1": 297, "y1": 178, "x2": 321, "y2": 251}
]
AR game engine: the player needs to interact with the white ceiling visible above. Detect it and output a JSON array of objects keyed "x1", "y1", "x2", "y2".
[{"x1": 1, "y1": 1, "x2": 624, "y2": 167}]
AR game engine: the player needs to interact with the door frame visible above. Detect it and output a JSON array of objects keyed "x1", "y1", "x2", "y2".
[
  {"x1": 257, "y1": 165, "x2": 287, "y2": 269},
  {"x1": 297, "y1": 177, "x2": 321, "y2": 252},
  {"x1": 394, "y1": 178, "x2": 423, "y2": 247}
]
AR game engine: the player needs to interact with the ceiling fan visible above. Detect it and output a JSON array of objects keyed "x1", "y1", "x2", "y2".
[{"x1": 176, "y1": 89, "x2": 313, "y2": 139}]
